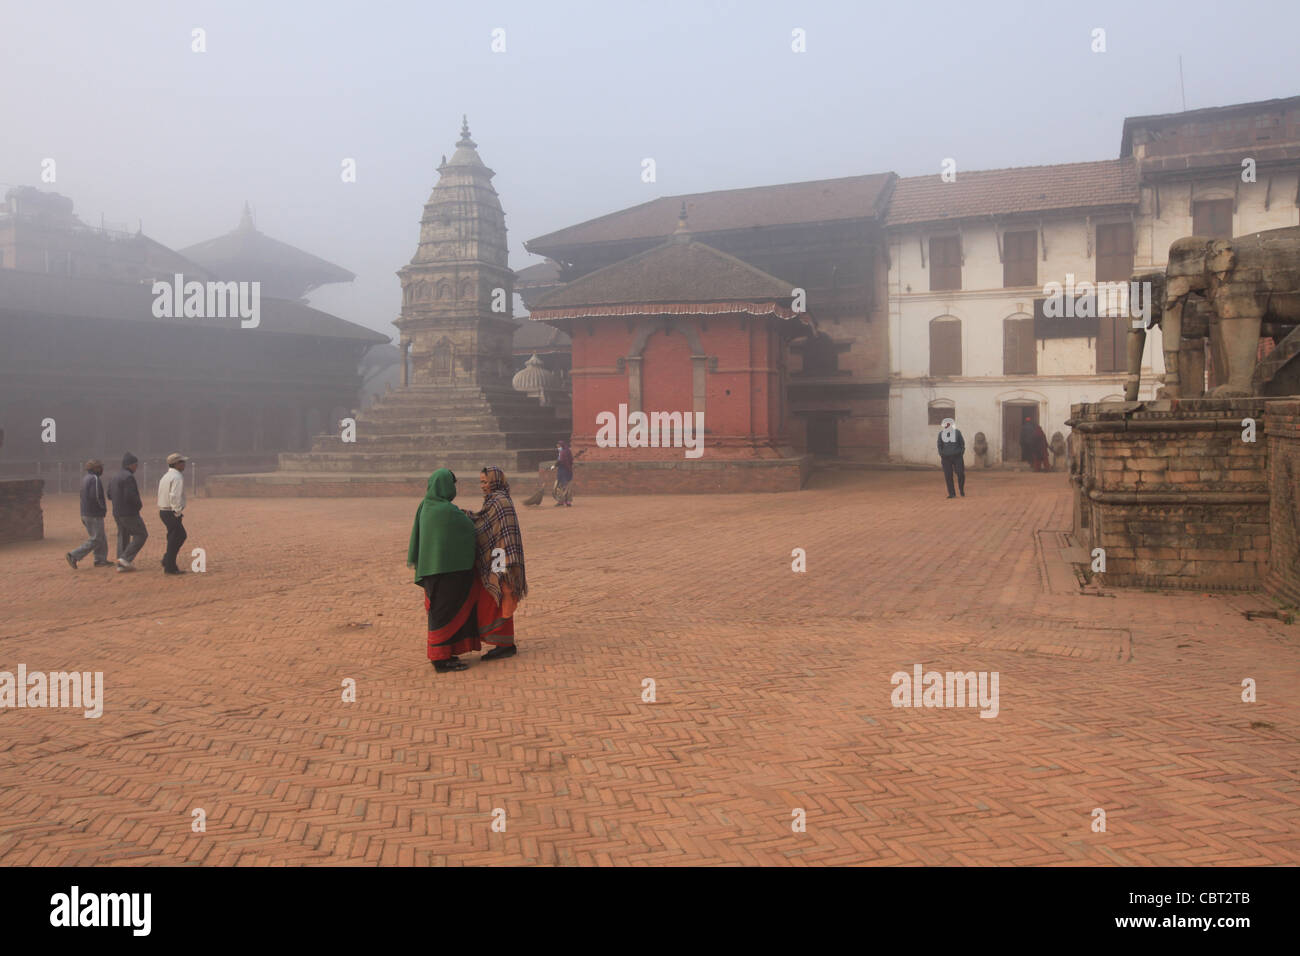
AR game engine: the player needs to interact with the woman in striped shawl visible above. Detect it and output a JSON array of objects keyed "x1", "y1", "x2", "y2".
[{"x1": 466, "y1": 466, "x2": 528, "y2": 660}]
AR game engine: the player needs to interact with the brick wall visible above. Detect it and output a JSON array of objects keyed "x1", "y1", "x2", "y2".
[
  {"x1": 1265, "y1": 398, "x2": 1300, "y2": 605},
  {"x1": 1071, "y1": 399, "x2": 1269, "y2": 590},
  {"x1": 0, "y1": 479, "x2": 44, "y2": 544}
]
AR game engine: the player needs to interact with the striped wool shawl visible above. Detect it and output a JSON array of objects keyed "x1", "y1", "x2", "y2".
[{"x1": 469, "y1": 468, "x2": 527, "y2": 603}]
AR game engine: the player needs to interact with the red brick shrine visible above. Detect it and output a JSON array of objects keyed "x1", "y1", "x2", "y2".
[{"x1": 528, "y1": 213, "x2": 816, "y2": 493}]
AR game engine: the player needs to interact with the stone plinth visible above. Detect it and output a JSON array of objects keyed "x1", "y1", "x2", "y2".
[
  {"x1": 0, "y1": 479, "x2": 44, "y2": 544},
  {"x1": 1266, "y1": 398, "x2": 1300, "y2": 604},
  {"x1": 536, "y1": 456, "x2": 812, "y2": 495},
  {"x1": 1069, "y1": 398, "x2": 1269, "y2": 591}
]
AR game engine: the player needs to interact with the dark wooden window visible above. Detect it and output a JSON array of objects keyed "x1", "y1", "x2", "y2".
[
  {"x1": 1003, "y1": 317, "x2": 1037, "y2": 375},
  {"x1": 929, "y1": 236, "x2": 961, "y2": 291},
  {"x1": 805, "y1": 414, "x2": 838, "y2": 456},
  {"x1": 1192, "y1": 199, "x2": 1233, "y2": 239},
  {"x1": 1096, "y1": 315, "x2": 1128, "y2": 373},
  {"x1": 1002, "y1": 230, "x2": 1037, "y2": 287},
  {"x1": 929, "y1": 319, "x2": 962, "y2": 377},
  {"x1": 928, "y1": 405, "x2": 955, "y2": 426},
  {"x1": 801, "y1": 334, "x2": 839, "y2": 375},
  {"x1": 1095, "y1": 223, "x2": 1134, "y2": 283}
]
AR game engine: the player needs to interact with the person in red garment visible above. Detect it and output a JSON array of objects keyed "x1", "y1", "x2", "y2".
[{"x1": 466, "y1": 466, "x2": 528, "y2": 660}]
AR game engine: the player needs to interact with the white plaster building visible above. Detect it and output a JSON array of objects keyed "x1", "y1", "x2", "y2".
[{"x1": 885, "y1": 96, "x2": 1300, "y2": 465}]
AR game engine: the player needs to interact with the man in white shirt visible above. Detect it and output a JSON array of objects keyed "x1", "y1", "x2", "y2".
[{"x1": 157, "y1": 452, "x2": 189, "y2": 575}]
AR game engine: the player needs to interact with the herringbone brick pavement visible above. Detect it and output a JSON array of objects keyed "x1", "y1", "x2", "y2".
[{"x1": 0, "y1": 470, "x2": 1296, "y2": 865}]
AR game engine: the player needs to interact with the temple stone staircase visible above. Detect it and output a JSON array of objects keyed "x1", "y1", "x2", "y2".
[
  {"x1": 1256, "y1": 325, "x2": 1300, "y2": 395},
  {"x1": 206, "y1": 384, "x2": 571, "y2": 496}
]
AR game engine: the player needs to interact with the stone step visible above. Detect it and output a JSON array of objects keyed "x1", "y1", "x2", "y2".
[
  {"x1": 278, "y1": 448, "x2": 557, "y2": 472},
  {"x1": 311, "y1": 431, "x2": 567, "y2": 452}
]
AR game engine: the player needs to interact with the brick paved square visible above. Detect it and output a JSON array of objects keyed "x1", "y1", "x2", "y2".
[{"x1": 1, "y1": 471, "x2": 1296, "y2": 865}]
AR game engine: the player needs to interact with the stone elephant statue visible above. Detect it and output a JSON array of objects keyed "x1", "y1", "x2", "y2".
[
  {"x1": 1129, "y1": 226, "x2": 1300, "y2": 399},
  {"x1": 1124, "y1": 271, "x2": 1214, "y2": 400}
]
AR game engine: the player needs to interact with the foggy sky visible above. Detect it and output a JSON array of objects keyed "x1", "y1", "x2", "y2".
[{"x1": 3, "y1": 0, "x2": 1298, "y2": 340}]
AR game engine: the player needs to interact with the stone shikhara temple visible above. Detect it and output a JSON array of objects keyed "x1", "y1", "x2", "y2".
[{"x1": 209, "y1": 119, "x2": 570, "y2": 496}]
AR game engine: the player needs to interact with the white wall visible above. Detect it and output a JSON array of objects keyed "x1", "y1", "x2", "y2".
[{"x1": 888, "y1": 215, "x2": 1157, "y2": 464}]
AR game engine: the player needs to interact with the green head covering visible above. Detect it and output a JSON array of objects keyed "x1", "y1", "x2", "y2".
[{"x1": 407, "y1": 468, "x2": 477, "y2": 579}]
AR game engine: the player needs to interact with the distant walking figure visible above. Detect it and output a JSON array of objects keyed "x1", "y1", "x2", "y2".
[
  {"x1": 937, "y1": 417, "x2": 966, "y2": 498},
  {"x1": 66, "y1": 459, "x2": 109, "y2": 568},
  {"x1": 407, "y1": 468, "x2": 480, "y2": 673},
  {"x1": 157, "y1": 452, "x2": 189, "y2": 574},
  {"x1": 107, "y1": 452, "x2": 148, "y2": 572},
  {"x1": 552, "y1": 439, "x2": 574, "y2": 506},
  {"x1": 467, "y1": 466, "x2": 527, "y2": 660}
]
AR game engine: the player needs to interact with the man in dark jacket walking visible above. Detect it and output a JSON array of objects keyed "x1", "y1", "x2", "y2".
[
  {"x1": 937, "y1": 417, "x2": 966, "y2": 499},
  {"x1": 66, "y1": 459, "x2": 109, "y2": 568},
  {"x1": 107, "y1": 452, "x2": 148, "y2": 572}
]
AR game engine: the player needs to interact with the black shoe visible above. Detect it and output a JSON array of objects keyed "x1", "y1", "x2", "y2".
[
  {"x1": 65, "y1": 553, "x2": 78, "y2": 569},
  {"x1": 163, "y1": 567, "x2": 183, "y2": 575},
  {"x1": 93, "y1": 561, "x2": 112, "y2": 567},
  {"x1": 482, "y1": 646, "x2": 517, "y2": 661},
  {"x1": 946, "y1": 494, "x2": 956, "y2": 499},
  {"x1": 959, "y1": 490, "x2": 965, "y2": 497},
  {"x1": 433, "y1": 659, "x2": 469, "y2": 672}
]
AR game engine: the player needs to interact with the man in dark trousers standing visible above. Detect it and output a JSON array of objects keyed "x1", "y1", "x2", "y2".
[
  {"x1": 107, "y1": 452, "x2": 148, "y2": 572},
  {"x1": 66, "y1": 459, "x2": 109, "y2": 568},
  {"x1": 157, "y1": 452, "x2": 189, "y2": 575},
  {"x1": 937, "y1": 417, "x2": 966, "y2": 499}
]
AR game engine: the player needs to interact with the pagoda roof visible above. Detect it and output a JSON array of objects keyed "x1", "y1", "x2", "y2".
[
  {"x1": 179, "y1": 204, "x2": 356, "y2": 299},
  {"x1": 0, "y1": 268, "x2": 388, "y2": 344},
  {"x1": 530, "y1": 237, "x2": 804, "y2": 323}
]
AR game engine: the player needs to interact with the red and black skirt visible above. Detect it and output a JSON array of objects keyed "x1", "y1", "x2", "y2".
[{"x1": 420, "y1": 569, "x2": 481, "y2": 661}]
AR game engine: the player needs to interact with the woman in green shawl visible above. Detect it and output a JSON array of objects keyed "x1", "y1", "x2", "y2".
[{"x1": 407, "y1": 469, "x2": 480, "y2": 673}]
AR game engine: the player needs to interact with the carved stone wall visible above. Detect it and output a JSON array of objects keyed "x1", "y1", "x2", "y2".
[{"x1": 1265, "y1": 398, "x2": 1300, "y2": 604}]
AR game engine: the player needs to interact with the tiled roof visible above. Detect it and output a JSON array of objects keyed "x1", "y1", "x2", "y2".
[
  {"x1": 884, "y1": 159, "x2": 1138, "y2": 227},
  {"x1": 527, "y1": 173, "x2": 895, "y2": 251},
  {"x1": 0, "y1": 268, "x2": 388, "y2": 343},
  {"x1": 512, "y1": 318, "x2": 570, "y2": 351},
  {"x1": 531, "y1": 238, "x2": 795, "y2": 310}
]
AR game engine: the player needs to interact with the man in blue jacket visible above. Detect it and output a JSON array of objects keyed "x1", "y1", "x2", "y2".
[
  {"x1": 107, "y1": 452, "x2": 149, "y2": 572},
  {"x1": 936, "y1": 417, "x2": 966, "y2": 499},
  {"x1": 66, "y1": 459, "x2": 109, "y2": 568}
]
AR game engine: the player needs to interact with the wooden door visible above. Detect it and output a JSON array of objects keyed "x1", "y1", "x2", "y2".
[{"x1": 1003, "y1": 403, "x2": 1039, "y2": 462}]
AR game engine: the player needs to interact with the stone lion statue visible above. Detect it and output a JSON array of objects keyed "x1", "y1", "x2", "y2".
[
  {"x1": 971, "y1": 432, "x2": 990, "y2": 468},
  {"x1": 1050, "y1": 431, "x2": 1067, "y2": 472}
]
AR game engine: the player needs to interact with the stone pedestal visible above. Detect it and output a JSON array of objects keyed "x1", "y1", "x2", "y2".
[
  {"x1": 1069, "y1": 398, "x2": 1270, "y2": 591},
  {"x1": 0, "y1": 479, "x2": 44, "y2": 544}
]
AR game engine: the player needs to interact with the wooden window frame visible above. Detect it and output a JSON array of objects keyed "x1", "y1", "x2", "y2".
[
  {"x1": 1002, "y1": 230, "x2": 1038, "y2": 288},
  {"x1": 929, "y1": 235, "x2": 962, "y2": 292},
  {"x1": 929, "y1": 318, "x2": 962, "y2": 377}
]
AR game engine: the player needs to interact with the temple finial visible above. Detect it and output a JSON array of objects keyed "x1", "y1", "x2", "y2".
[
  {"x1": 457, "y1": 115, "x2": 475, "y2": 148},
  {"x1": 239, "y1": 201, "x2": 254, "y2": 231},
  {"x1": 673, "y1": 200, "x2": 690, "y2": 238}
]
